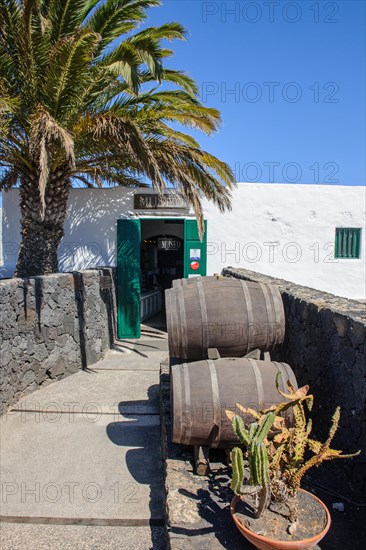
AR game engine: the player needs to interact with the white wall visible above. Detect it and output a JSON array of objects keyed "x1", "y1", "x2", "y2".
[
  {"x1": 1, "y1": 188, "x2": 191, "y2": 276},
  {"x1": 1, "y1": 187, "x2": 132, "y2": 274},
  {"x1": 1, "y1": 184, "x2": 365, "y2": 299},
  {"x1": 204, "y1": 184, "x2": 366, "y2": 300}
]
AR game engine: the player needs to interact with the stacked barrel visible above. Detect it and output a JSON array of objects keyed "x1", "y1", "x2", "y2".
[
  {"x1": 165, "y1": 275, "x2": 298, "y2": 450},
  {"x1": 167, "y1": 276, "x2": 285, "y2": 361}
]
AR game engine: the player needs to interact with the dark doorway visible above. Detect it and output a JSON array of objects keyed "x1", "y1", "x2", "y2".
[{"x1": 140, "y1": 220, "x2": 184, "y2": 321}]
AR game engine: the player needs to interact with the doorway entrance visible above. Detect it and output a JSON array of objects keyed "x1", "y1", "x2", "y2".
[
  {"x1": 117, "y1": 218, "x2": 207, "y2": 339},
  {"x1": 141, "y1": 219, "x2": 184, "y2": 293}
]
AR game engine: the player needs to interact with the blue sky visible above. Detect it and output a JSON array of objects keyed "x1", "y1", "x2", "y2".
[
  {"x1": 146, "y1": 0, "x2": 365, "y2": 186},
  {"x1": 0, "y1": 0, "x2": 364, "y2": 207}
]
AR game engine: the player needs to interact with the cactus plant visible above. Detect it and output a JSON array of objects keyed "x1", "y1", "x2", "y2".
[
  {"x1": 229, "y1": 411, "x2": 275, "y2": 517},
  {"x1": 227, "y1": 376, "x2": 361, "y2": 533}
]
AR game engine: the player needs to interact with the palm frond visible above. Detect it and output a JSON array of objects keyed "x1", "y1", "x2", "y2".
[
  {"x1": 1, "y1": 0, "x2": 234, "y2": 247},
  {"x1": 30, "y1": 107, "x2": 75, "y2": 214},
  {"x1": 0, "y1": 166, "x2": 19, "y2": 189},
  {"x1": 43, "y1": 28, "x2": 100, "y2": 120},
  {"x1": 49, "y1": 0, "x2": 87, "y2": 42},
  {"x1": 87, "y1": 0, "x2": 161, "y2": 54}
]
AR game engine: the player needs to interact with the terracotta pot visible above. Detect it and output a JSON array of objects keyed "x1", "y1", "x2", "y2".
[{"x1": 230, "y1": 489, "x2": 331, "y2": 550}]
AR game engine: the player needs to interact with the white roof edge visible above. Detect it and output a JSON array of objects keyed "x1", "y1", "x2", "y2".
[{"x1": 235, "y1": 181, "x2": 365, "y2": 188}]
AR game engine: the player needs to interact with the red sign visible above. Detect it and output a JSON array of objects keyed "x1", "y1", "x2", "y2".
[{"x1": 190, "y1": 261, "x2": 200, "y2": 271}]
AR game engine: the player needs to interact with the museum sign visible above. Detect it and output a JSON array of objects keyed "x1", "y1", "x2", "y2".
[{"x1": 134, "y1": 193, "x2": 189, "y2": 210}]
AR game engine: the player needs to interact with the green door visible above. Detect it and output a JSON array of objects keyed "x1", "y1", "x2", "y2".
[
  {"x1": 117, "y1": 219, "x2": 141, "y2": 339},
  {"x1": 184, "y1": 219, "x2": 207, "y2": 278}
]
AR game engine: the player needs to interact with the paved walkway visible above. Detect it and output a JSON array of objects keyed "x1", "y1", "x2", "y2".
[{"x1": 0, "y1": 324, "x2": 169, "y2": 550}]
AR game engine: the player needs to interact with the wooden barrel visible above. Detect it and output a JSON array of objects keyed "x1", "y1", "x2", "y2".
[
  {"x1": 172, "y1": 275, "x2": 227, "y2": 288},
  {"x1": 165, "y1": 278, "x2": 285, "y2": 361},
  {"x1": 171, "y1": 358, "x2": 297, "y2": 447}
]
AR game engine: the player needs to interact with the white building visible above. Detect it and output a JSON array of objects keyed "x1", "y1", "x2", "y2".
[{"x1": 1, "y1": 184, "x2": 365, "y2": 301}]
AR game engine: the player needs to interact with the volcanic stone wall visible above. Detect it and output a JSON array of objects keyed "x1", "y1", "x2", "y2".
[
  {"x1": 0, "y1": 268, "x2": 117, "y2": 414},
  {"x1": 223, "y1": 267, "x2": 366, "y2": 498}
]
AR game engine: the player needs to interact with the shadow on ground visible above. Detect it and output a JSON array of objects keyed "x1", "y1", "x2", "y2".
[{"x1": 106, "y1": 384, "x2": 167, "y2": 549}]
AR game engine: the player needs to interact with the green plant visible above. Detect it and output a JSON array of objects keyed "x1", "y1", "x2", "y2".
[
  {"x1": 231, "y1": 412, "x2": 275, "y2": 517},
  {"x1": 0, "y1": 0, "x2": 234, "y2": 276},
  {"x1": 227, "y1": 376, "x2": 361, "y2": 533}
]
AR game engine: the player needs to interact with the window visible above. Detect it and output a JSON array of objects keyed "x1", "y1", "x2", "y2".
[{"x1": 335, "y1": 228, "x2": 361, "y2": 259}]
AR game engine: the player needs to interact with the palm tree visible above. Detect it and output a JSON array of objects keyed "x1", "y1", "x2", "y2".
[{"x1": 0, "y1": 0, "x2": 234, "y2": 277}]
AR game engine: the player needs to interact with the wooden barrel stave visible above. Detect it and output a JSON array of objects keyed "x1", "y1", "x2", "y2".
[
  {"x1": 172, "y1": 275, "x2": 227, "y2": 287},
  {"x1": 171, "y1": 358, "x2": 297, "y2": 448},
  {"x1": 166, "y1": 279, "x2": 285, "y2": 361}
]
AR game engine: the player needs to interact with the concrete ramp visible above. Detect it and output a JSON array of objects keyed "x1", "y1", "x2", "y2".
[{"x1": 0, "y1": 337, "x2": 168, "y2": 549}]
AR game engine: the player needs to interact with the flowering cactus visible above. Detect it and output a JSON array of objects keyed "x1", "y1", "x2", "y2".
[{"x1": 227, "y1": 375, "x2": 361, "y2": 531}]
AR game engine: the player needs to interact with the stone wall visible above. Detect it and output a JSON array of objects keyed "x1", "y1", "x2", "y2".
[
  {"x1": 223, "y1": 267, "x2": 366, "y2": 498},
  {"x1": 0, "y1": 268, "x2": 117, "y2": 414}
]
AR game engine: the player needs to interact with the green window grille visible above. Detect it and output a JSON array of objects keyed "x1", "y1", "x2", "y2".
[{"x1": 335, "y1": 228, "x2": 361, "y2": 259}]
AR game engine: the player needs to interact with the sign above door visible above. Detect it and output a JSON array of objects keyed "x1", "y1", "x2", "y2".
[
  {"x1": 134, "y1": 192, "x2": 189, "y2": 210},
  {"x1": 157, "y1": 237, "x2": 182, "y2": 251}
]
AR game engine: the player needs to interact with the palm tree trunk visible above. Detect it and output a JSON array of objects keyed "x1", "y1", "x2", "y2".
[{"x1": 15, "y1": 173, "x2": 70, "y2": 277}]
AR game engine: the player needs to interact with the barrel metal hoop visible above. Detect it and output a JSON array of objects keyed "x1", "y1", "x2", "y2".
[
  {"x1": 247, "y1": 358, "x2": 264, "y2": 408},
  {"x1": 273, "y1": 286, "x2": 285, "y2": 345},
  {"x1": 197, "y1": 281, "x2": 209, "y2": 352},
  {"x1": 169, "y1": 289, "x2": 181, "y2": 359},
  {"x1": 259, "y1": 283, "x2": 272, "y2": 350},
  {"x1": 177, "y1": 285, "x2": 188, "y2": 359},
  {"x1": 165, "y1": 289, "x2": 172, "y2": 350},
  {"x1": 273, "y1": 362, "x2": 297, "y2": 426},
  {"x1": 268, "y1": 286, "x2": 278, "y2": 348},
  {"x1": 182, "y1": 363, "x2": 192, "y2": 445},
  {"x1": 239, "y1": 280, "x2": 253, "y2": 352},
  {"x1": 207, "y1": 359, "x2": 221, "y2": 448},
  {"x1": 274, "y1": 361, "x2": 298, "y2": 391},
  {"x1": 273, "y1": 361, "x2": 287, "y2": 394},
  {"x1": 171, "y1": 364, "x2": 183, "y2": 444},
  {"x1": 165, "y1": 290, "x2": 175, "y2": 357}
]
